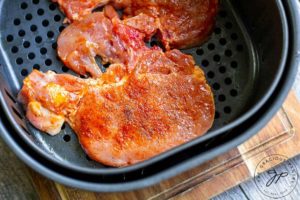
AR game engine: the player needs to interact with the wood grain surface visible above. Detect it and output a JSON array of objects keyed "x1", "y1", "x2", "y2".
[
  {"x1": 0, "y1": 139, "x2": 38, "y2": 199},
  {"x1": 180, "y1": 92, "x2": 300, "y2": 199}
]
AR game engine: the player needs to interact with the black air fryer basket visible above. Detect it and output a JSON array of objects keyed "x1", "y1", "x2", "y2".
[{"x1": 0, "y1": 0, "x2": 299, "y2": 192}]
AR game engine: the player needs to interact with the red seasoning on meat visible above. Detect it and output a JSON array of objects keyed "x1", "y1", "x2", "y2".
[
  {"x1": 19, "y1": 59, "x2": 214, "y2": 166},
  {"x1": 54, "y1": 0, "x2": 218, "y2": 49},
  {"x1": 57, "y1": 6, "x2": 157, "y2": 78}
]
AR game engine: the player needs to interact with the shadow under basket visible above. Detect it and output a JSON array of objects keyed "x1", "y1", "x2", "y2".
[{"x1": 0, "y1": 0, "x2": 299, "y2": 192}]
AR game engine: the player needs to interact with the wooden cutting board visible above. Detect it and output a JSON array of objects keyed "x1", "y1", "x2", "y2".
[{"x1": 1, "y1": 91, "x2": 300, "y2": 200}]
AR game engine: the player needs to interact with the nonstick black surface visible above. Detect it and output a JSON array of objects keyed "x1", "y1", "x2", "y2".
[{"x1": 0, "y1": 0, "x2": 298, "y2": 192}]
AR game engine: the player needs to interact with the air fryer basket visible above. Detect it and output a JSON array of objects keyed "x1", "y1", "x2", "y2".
[{"x1": 0, "y1": 0, "x2": 299, "y2": 192}]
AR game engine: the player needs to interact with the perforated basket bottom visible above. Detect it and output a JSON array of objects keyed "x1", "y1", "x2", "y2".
[{"x1": 0, "y1": 0, "x2": 256, "y2": 168}]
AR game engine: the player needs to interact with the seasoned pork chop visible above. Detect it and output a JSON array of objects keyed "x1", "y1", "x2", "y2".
[
  {"x1": 54, "y1": 0, "x2": 218, "y2": 49},
  {"x1": 57, "y1": 6, "x2": 198, "y2": 78},
  {"x1": 19, "y1": 60, "x2": 214, "y2": 166},
  {"x1": 57, "y1": 7, "x2": 157, "y2": 78}
]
